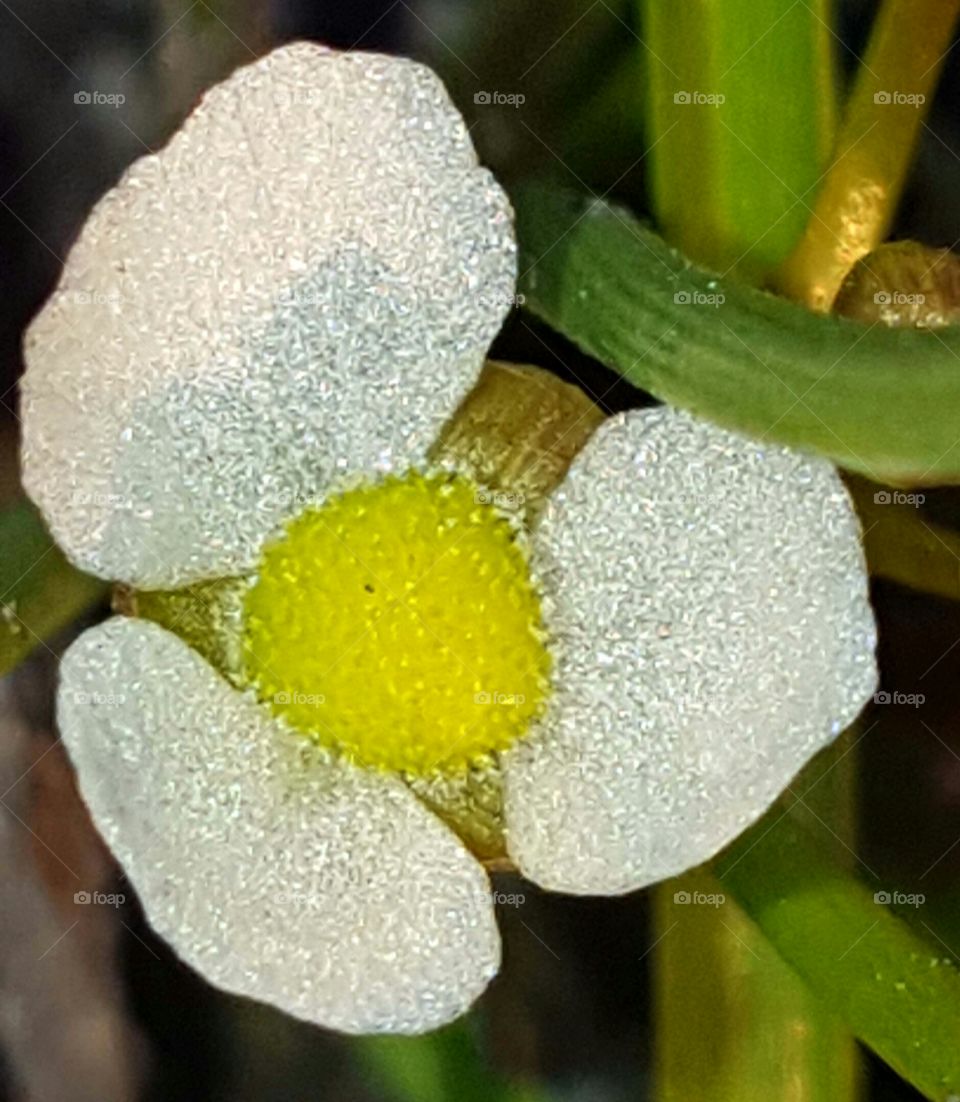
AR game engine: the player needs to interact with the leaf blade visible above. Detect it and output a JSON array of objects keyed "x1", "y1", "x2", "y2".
[
  {"x1": 516, "y1": 185, "x2": 960, "y2": 485},
  {"x1": 718, "y1": 805, "x2": 960, "y2": 1100}
]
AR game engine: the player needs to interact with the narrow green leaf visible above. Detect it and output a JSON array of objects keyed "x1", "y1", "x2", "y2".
[
  {"x1": 717, "y1": 806, "x2": 960, "y2": 1100},
  {"x1": 516, "y1": 184, "x2": 960, "y2": 485},
  {"x1": 0, "y1": 500, "x2": 106, "y2": 675}
]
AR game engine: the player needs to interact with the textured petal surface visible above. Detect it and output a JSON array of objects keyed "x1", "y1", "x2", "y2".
[
  {"x1": 23, "y1": 43, "x2": 515, "y2": 587},
  {"x1": 59, "y1": 617, "x2": 499, "y2": 1033},
  {"x1": 504, "y1": 408, "x2": 877, "y2": 894}
]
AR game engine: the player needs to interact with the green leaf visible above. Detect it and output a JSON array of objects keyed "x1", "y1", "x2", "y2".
[
  {"x1": 717, "y1": 803, "x2": 960, "y2": 1100},
  {"x1": 516, "y1": 183, "x2": 960, "y2": 485},
  {"x1": 0, "y1": 500, "x2": 106, "y2": 676},
  {"x1": 639, "y1": 0, "x2": 836, "y2": 280}
]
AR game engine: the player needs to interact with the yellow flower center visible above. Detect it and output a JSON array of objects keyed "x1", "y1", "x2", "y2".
[{"x1": 242, "y1": 470, "x2": 551, "y2": 775}]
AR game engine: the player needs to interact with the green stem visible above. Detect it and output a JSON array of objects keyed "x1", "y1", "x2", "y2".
[
  {"x1": 640, "y1": 0, "x2": 836, "y2": 281},
  {"x1": 637, "y1": 5, "x2": 860, "y2": 1099},
  {"x1": 654, "y1": 870, "x2": 858, "y2": 1102},
  {"x1": 656, "y1": 724, "x2": 862, "y2": 1101},
  {"x1": 777, "y1": 0, "x2": 960, "y2": 310},
  {"x1": 717, "y1": 793, "x2": 960, "y2": 1100}
]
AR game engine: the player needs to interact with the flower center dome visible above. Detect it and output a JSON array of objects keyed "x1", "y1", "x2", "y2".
[{"x1": 242, "y1": 470, "x2": 551, "y2": 774}]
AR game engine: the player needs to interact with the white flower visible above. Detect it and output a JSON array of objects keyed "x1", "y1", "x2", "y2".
[{"x1": 21, "y1": 43, "x2": 877, "y2": 1035}]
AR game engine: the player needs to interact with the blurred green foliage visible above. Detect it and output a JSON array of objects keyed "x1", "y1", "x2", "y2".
[{"x1": 0, "y1": 500, "x2": 105, "y2": 676}]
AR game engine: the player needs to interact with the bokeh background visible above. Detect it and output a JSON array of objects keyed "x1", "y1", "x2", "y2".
[{"x1": 2, "y1": 2, "x2": 960, "y2": 1099}]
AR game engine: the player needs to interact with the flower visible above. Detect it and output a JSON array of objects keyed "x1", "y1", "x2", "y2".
[{"x1": 21, "y1": 43, "x2": 877, "y2": 1034}]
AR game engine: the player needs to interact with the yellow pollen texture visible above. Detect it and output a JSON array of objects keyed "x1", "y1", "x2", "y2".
[{"x1": 242, "y1": 471, "x2": 551, "y2": 775}]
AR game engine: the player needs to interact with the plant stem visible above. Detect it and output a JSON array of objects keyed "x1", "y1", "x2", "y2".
[
  {"x1": 654, "y1": 869, "x2": 858, "y2": 1102},
  {"x1": 656, "y1": 724, "x2": 862, "y2": 1101},
  {"x1": 638, "y1": 6, "x2": 862, "y2": 1098},
  {"x1": 776, "y1": 0, "x2": 960, "y2": 310},
  {"x1": 640, "y1": 0, "x2": 836, "y2": 281},
  {"x1": 717, "y1": 782, "x2": 960, "y2": 1101}
]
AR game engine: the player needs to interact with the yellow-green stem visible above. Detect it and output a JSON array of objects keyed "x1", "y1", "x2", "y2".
[
  {"x1": 776, "y1": 0, "x2": 960, "y2": 309},
  {"x1": 641, "y1": 0, "x2": 837, "y2": 280},
  {"x1": 639, "y1": 4, "x2": 863, "y2": 1098},
  {"x1": 654, "y1": 871, "x2": 858, "y2": 1102},
  {"x1": 656, "y1": 730, "x2": 861, "y2": 1101}
]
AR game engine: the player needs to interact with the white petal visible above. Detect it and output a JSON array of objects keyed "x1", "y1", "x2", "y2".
[
  {"x1": 23, "y1": 44, "x2": 515, "y2": 587},
  {"x1": 59, "y1": 618, "x2": 499, "y2": 1033},
  {"x1": 504, "y1": 408, "x2": 877, "y2": 894}
]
